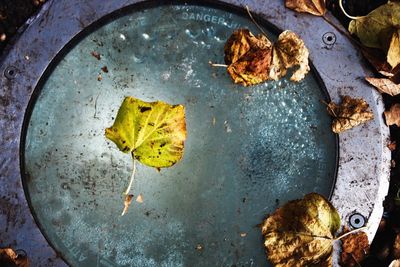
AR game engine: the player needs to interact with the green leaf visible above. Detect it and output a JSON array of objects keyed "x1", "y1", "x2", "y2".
[
  {"x1": 261, "y1": 193, "x2": 341, "y2": 267},
  {"x1": 105, "y1": 96, "x2": 187, "y2": 168}
]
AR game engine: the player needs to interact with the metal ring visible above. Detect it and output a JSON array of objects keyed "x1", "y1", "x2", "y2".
[
  {"x1": 322, "y1": 32, "x2": 336, "y2": 46},
  {"x1": 349, "y1": 213, "x2": 366, "y2": 228}
]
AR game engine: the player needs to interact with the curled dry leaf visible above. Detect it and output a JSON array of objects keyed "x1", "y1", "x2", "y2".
[
  {"x1": 269, "y1": 30, "x2": 310, "y2": 82},
  {"x1": 121, "y1": 194, "x2": 134, "y2": 216},
  {"x1": 285, "y1": 0, "x2": 326, "y2": 16},
  {"x1": 340, "y1": 231, "x2": 369, "y2": 267},
  {"x1": 327, "y1": 96, "x2": 374, "y2": 133},
  {"x1": 384, "y1": 103, "x2": 400, "y2": 127},
  {"x1": 223, "y1": 29, "x2": 309, "y2": 86},
  {"x1": 348, "y1": 1, "x2": 400, "y2": 69},
  {"x1": 106, "y1": 96, "x2": 187, "y2": 168},
  {"x1": 261, "y1": 193, "x2": 341, "y2": 267},
  {"x1": 136, "y1": 194, "x2": 143, "y2": 203},
  {"x1": 366, "y1": 77, "x2": 400, "y2": 96}
]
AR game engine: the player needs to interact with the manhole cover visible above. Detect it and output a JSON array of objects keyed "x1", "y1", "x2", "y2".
[{"x1": 23, "y1": 3, "x2": 336, "y2": 266}]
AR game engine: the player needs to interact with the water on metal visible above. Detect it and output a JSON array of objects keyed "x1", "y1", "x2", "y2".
[{"x1": 24, "y1": 4, "x2": 336, "y2": 266}]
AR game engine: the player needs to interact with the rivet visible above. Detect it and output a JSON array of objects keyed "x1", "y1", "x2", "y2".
[
  {"x1": 322, "y1": 32, "x2": 336, "y2": 46},
  {"x1": 4, "y1": 66, "x2": 18, "y2": 80},
  {"x1": 349, "y1": 213, "x2": 365, "y2": 229}
]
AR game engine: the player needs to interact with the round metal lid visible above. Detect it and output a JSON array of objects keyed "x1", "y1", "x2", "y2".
[{"x1": 0, "y1": 0, "x2": 390, "y2": 266}]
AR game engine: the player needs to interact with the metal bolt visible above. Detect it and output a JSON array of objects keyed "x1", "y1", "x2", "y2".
[
  {"x1": 4, "y1": 66, "x2": 17, "y2": 80},
  {"x1": 322, "y1": 32, "x2": 336, "y2": 46},
  {"x1": 349, "y1": 213, "x2": 365, "y2": 229}
]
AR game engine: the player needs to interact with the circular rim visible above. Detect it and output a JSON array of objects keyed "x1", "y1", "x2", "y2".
[{"x1": 0, "y1": 0, "x2": 390, "y2": 266}]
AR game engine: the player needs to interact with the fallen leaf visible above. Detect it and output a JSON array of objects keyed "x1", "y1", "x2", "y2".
[
  {"x1": 269, "y1": 30, "x2": 310, "y2": 82},
  {"x1": 348, "y1": 1, "x2": 400, "y2": 50},
  {"x1": 105, "y1": 96, "x2": 187, "y2": 168},
  {"x1": 0, "y1": 248, "x2": 28, "y2": 267},
  {"x1": 385, "y1": 103, "x2": 400, "y2": 126},
  {"x1": 361, "y1": 46, "x2": 393, "y2": 76},
  {"x1": 340, "y1": 231, "x2": 369, "y2": 267},
  {"x1": 101, "y1": 66, "x2": 109, "y2": 73},
  {"x1": 388, "y1": 29, "x2": 400, "y2": 69},
  {"x1": 389, "y1": 259, "x2": 400, "y2": 267},
  {"x1": 240, "y1": 232, "x2": 247, "y2": 237},
  {"x1": 136, "y1": 194, "x2": 143, "y2": 203},
  {"x1": 223, "y1": 29, "x2": 309, "y2": 86},
  {"x1": 121, "y1": 194, "x2": 134, "y2": 216},
  {"x1": 327, "y1": 95, "x2": 374, "y2": 133},
  {"x1": 285, "y1": 0, "x2": 326, "y2": 16},
  {"x1": 349, "y1": 1, "x2": 400, "y2": 70},
  {"x1": 261, "y1": 193, "x2": 341, "y2": 267},
  {"x1": 366, "y1": 77, "x2": 400, "y2": 96}
]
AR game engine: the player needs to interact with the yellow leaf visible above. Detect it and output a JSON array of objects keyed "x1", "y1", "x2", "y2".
[
  {"x1": 285, "y1": 0, "x2": 326, "y2": 16},
  {"x1": 388, "y1": 29, "x2": 400, "y2": 69},
  {"x1": 105, "y1": 96, "x2": 187, "y2": 168},
  {"x1": 261, "y1": 193, "x2": 340, "y2": 267},
  {"x1": 327, "y1": 96, "x2": 374, "y2": 133}
]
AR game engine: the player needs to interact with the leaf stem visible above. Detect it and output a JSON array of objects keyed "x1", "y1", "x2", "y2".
[
  {"x1": 245, "y1": 5, "x2": 268, "y2": 37},
  {"x1": 209, "y1": 61, "x2": 228, "y2": 68},
  {"x1": 338, "y1": 0, "x2": 366, "y2": 20},
  {"x1": 124, "y1": 157, "x2": 136, "y2": 195},
  {"x1": 334, "y1": 226, "x2": 368, "y2": 241}
]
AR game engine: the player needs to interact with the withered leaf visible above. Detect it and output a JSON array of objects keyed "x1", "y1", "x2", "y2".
[
  {"x1": 0, "y1": 248, "x2": 28, "y2": 267},
  {"x1": 269, "y1": 30, "x2": 310, "y2": 82},
  {"x1": 285, "y1": 0, "x2": 326, "y2": 16},
  {"x1": 366, "y1": 77, "x2": 400, "y2": 96},
  {"x1": 224, "y1": 29, "x2": 309, "y2": 86},
  {"x1": 261, "y1": 193, "x2": 341, "y2": 267},
  {"x1": 388, "y1": 29, "x2": 400, "y2": 69},
  {"x1": 348, "y1": 1, "x2": 400, "y2": 50},
  {"x1": 327, "y1": 96, "x2": 374, "y2": 133},
  {"x1": 349, "y1": 1, "x2": 400, "y2": 69},
  {"x1": 384, "y1": 103, "x2": 400, "y2": 127},
  {"x1": 340, "y1": 231, "x2": 369, "y2": 267}
]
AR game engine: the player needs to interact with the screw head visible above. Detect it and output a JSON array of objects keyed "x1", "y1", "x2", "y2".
[
  {"x1": 4, "y1": 66, "x2": 17, "y2": 80},
  {"x1": 349, "y1": 213, "x2": 366, "y2": 229},
  {"x1": 322, "y1": 32, "x2": 336, "y2": 46}
]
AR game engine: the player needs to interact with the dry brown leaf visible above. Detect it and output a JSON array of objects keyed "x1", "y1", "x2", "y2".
[
  {"x1": 261, "y1": 193, "x2": 340, "y2": 267},
  {"x1": 366, "y1": 77, "x2": 400, "y2": 96},
  {"x1": 121, "y1": 194, "x2": 134, "y2": 216},
  {"x1": 269, "y1": 30, "x2": 310, "y2": 82},
  {"x1": 385, "y1": 103, "x2": 400, "y2": 126},
  {"x1": 327, "y1": 96, "x2": 374, "y2": 133},
  {"x1": 340, "y1": 231, "x2": 369, "y2": 267},
  {"x1": 285, "y1": 0, "x2": 326, "y2": 16},
  {"x1": 223, "y1": 29, "x2": 309, "y2": 86},
  {"x1": 388, "y1": 29, "x2": 400, "y2": 69},
  {"x1": 361, "y1": 47, "x2": 393, "y2": 76},
  {"x1": 0, "y1": 248, "x2": 28, "y2": 267}
]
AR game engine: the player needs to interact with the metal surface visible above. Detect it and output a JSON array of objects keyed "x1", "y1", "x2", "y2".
[
  {"x1": 0, "y1": 0, "x2": 391, "y2": 266},
  {"x1": 23, "y1": 4, "x2": 336, "y2": 267}
]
